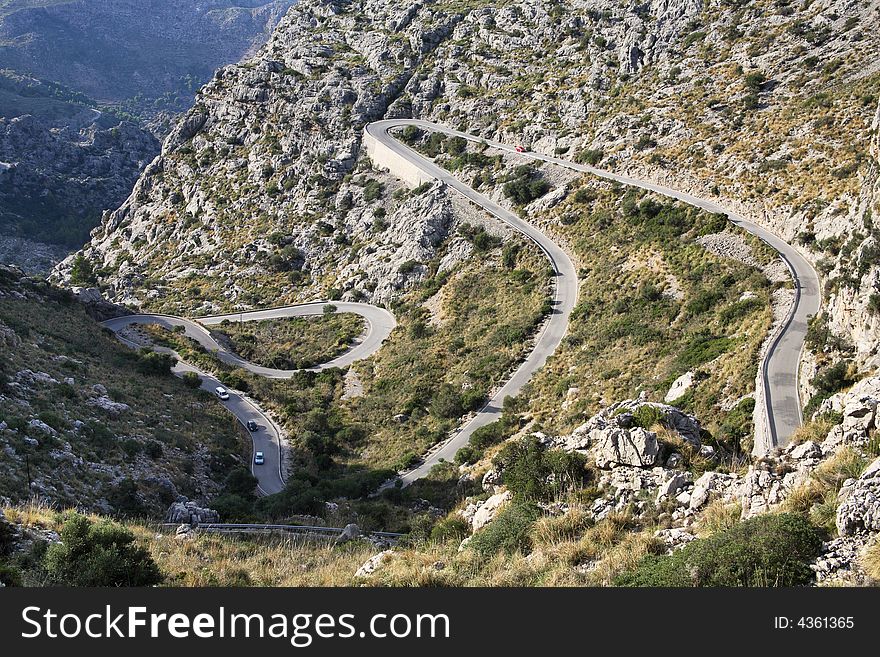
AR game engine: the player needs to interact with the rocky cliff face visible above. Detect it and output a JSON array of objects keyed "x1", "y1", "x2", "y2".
[
  {"x1": 0, "y1": 0, "x2": 297, "y2": 113},
  {"x1": 0, "y1": 1, "x2": 296, "y2": 271},
  {"x1": 57, "y1": 0, "x2": 473, "y2": 312},
  {"x1": 0, "y1": 107, "x2": 159, "y2": 253},
  {"x1": 60, "y1": 0, "x2": 880, "y2": 368}
]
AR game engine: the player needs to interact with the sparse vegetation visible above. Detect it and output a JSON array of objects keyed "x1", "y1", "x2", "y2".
[
  {"x1": 210, "y1": 314, "x2": 364, "y2": 371},
  {"x1": 614, "y1": 513, "x2": 824, "y2": 586}
]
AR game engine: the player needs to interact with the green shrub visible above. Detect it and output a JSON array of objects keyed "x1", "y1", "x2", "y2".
[
  {"x1": 430, "y1": 516, "x2": 470, "y2": 544},
  {"x1": 614, "y1": 513, "x2": 823, "y2": 587},
  {"x1": 211, "y1": 493, "x2": 256, "y2": 521},
  {"x1": 469, "y1": 418, "x2": 514, "y2": 451},
  {"x1": 0, "y1": 562, "x2": 21, "y2": 586},
  {"x1": 181, "y1": 371, "x2": 202, "y2": 388},
  {"x1": 44, "y1": 514, "x2": 163, "y2": 587},
  {"x1": 626, "y1": 404, "x2": 665, "y2": 429},
  {"x1": 0, "y1": 511, "x2": 16, "y2": 556},
  {"x1": 455, "y1": 445, "x2": 479, "y2": 464},
  {"x1": 398, "y1": 260, "x2": 420, "y2": 275},
  {"x1": 575, "y1": 148, "x2": 604, "y2": 166},
  {"x1": 225, "y1": 467, "x2": 259, "y2": 496},
  {"x1": 401, "y1": 125, "x2": 422, "y2": 143},
  {"x1": 362, "y1": 179, "x2": 383, "y2": 202},
  {"x1": 468, "y1": 501, "x2": 541, "y2": 558},
  {"x1": 69, "y1": 255, "x2": 97, "y2": 286},
  {"x1": 430, "y1": 384, "x2": 464, "y2": 419},
  {"x1": 675, "y1": 334, "x2": 734, "y2": 369},
  {"x1": 493, "y1": 437, "x2": 589, "y2": 501},
  {"x1": 502, "y1": 165, "x2": 550, "y2": 204},
  {"x1": 804, "y1": 360, "x2": 857, "y2": 417},
  {"x1": 444, "y1": 136, "x2": 468, "y2": 156},
  {"x1": 135, "y1": 350, "x2": 177, "y2": 376}
]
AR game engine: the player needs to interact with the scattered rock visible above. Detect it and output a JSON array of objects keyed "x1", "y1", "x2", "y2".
[
  {"x1": 164, "y1": 500, "x2": 220, "y2": 526},
  {"x1": 654, "y1": 527, "x2": 696, "y2": 553},
  {"x1": 595, "y1": 426, "x2": 659, "y2": 469},
  {"x1": 664, "y1": 371, "x2": 694, "y2": 403},
  {"x1": 553, "y1": 400, "x2": 702, "y2": 470},
  {"x1": 787, "y1": 440, "x2": 821, "y2": 461},
  {"x1": 655, "y1": 471, "x2": 691, "y2": 504},
  {"x1": 335, "y1": 523, "x2": 362, "y2": 544},
  {"x1": 355, "y1": 550, "x2": 394, "y2": 577},
  {"x1": 811, "y1": 535, "x2": 873, "y2": 586},
  {"x1": 741, "y1": 463, "x2": 808, "y2": 518},
  {"x1": 87, "y1": 396, "x2": 131, "y2": 416},
  {"x1": 689, "y1": 471, "x2": 741, "y2": 511},
  {"x1": 27, "y1": 419, "x2": 56, "y2": 437},
  {"x1": 174, "y1": 524, "x2": 196, "y2": 541},
  {"x1": 481, "y1": 468, "x2": 502, "y2": 493},
  {"x1": 836, "y1": 457, "x2": 880, "y2": 537},
  {"x1": 471, "y1": 490, "x2": 512, "y2": 531}
]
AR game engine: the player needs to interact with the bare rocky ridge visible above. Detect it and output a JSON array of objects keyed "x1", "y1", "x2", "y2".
[
  {"x1": 55, "y1": 0, "x2": 880, "y2": 380},
  {"x1": 36, "y1": 0, "x2": 880, "y2": 584},
  {"x1": 0, "y1": 1, "x2": 296, "y2": 270}
]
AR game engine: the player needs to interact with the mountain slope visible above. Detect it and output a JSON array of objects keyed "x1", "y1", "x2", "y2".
[
  {"x1": 0, "y1": 0, "x2": 297, "y2": 270},
  {"x1": 60, "y1": 0, "x2": 880, "y2": 378},
  {"x1": 0, "y1": 266, "x2": 251, "y2": 515},
  {"x1": 0, "y1": 0, "x2": 297, "y2": 112}
]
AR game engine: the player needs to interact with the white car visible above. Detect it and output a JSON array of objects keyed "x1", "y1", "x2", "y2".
[
  {"x1": 215, "y1": 386, "x2": 230, "y2": 400},
  {"x1": 254, "y1": 451, "x2": 265, "y2": 465}
]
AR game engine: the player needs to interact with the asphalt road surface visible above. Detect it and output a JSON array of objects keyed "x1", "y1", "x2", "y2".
[
  {"x1": 103, "y1": 121, "x2": 818, "y2": 494},
  {"x1": 367, "y1": 119, "x2": 820, "y2": 484},
  {"x1": 102, "y1": 303, "x2": 396, "y2": 495},
  {"x1": 366, "y1": 120, "x2": 579, "y2": 484}
]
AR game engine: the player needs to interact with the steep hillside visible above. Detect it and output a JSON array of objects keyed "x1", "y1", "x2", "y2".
[
  {"x1": 0, "y1": 266, "x2": 252, "y2": 516},
  {"x1": 0, "y1": 0, "x2": 296, "y2": 269},
  {"x1": 29, "y1": 0, "x2": 880, "y2": 587},
  {"x1": 60, "y1": 0, "x2": 880, "y2": 375},
  {"x1": 0, "y1": 0, "x2": 296, "y2": 113},
  {"x1": 0, "y1": 77, "x2": 159, "y2": 252}
]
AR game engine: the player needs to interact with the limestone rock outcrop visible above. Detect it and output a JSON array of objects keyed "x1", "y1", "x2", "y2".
[
  {"x1": 165, "y1": 500, "x2": 220, "y2": 526},
  {"x1": 836, "y1": 457, "x2": 880, "y2": 537}
]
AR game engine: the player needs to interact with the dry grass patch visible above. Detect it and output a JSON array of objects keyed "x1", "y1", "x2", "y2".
[{"x1": 782, "y1": 448, "x2": 868, "y2": 534}]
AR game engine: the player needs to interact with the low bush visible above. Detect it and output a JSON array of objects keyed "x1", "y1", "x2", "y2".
[
  {"x1": 494, "y1": 437, "x2": 589, "y2": 501},
  {"x1": 181, "y1": 371, "x2": 202, "y2": 388},
  {"x1": 44, "y1": 514, "x2": 163, "y2": 587},
  {"x1": 467, "y1": 501, "x2": 541, "y2": 559},
  {"x1": 804, "y1": 360, "x2": 857, "y2": 418},
  {"x1": 628, "y1": 405, "x2": 666, "y2": 429},
  {"x1": 135, "y1": 350, "x2": 177, "y2": 376},
  {"x1": 430, "y1": 515, "x2": 470, "y2": 544},
  {"x1": 0, "y1": 511, "x2": 16, "y2": 556},
  {"x1": 502, "y1": 165, "x2": 550, "y2": 205},
  {"x1": 614, "y1": 513, "x2": 823, "y2": 586}
]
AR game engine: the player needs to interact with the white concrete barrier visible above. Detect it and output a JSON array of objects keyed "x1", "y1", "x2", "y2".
[{"x1": 363, "y1": 125, "x2": 436, "y2": 188}]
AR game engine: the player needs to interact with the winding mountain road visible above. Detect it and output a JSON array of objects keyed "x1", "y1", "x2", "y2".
[
  {"x1": 366, "y1": 119, "x2": 820, "y2": 480},
  {"x1": 104, "y1": 119, "x2": 819, "y2": 496},
  {"x1": 102, "y1": 303, "x2": 395, "y2": 495}
]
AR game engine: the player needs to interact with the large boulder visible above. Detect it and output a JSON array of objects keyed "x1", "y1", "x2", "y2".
[
  {"x1": 689, "y1": 471, "x2": 742, "y2": 510},
  {"x1": 471, "y1": 490, "x2": 512, "y2": 531},
  {"x1": 594, "y1": 426, "x2": 659, "y2": 469},
  {"x1": 334, "y1": 523, "x2": 361, "y2": 544},
  {"x1": 164, "y1": 500, "x2": 219, "y2": 526},
  {"x1": 740, "y1": 463, "x2": 810, "y2": 518},
  {"x1": 552, "y1": 400, "x2": 702, "y2": 469},
  {"x1": 836, "y1": 457, "x2": 880, "y2": 537},
  {"x1": 355, "y1": 550, "x2": 394, "y2": 577},
  {"x1": 817, "y1": 376, "x2": 879, "y2": 454}
]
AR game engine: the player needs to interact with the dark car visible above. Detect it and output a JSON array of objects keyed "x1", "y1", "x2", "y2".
[{"x1": 246, "y1": 420, "x2": 258, "y2": 432}]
